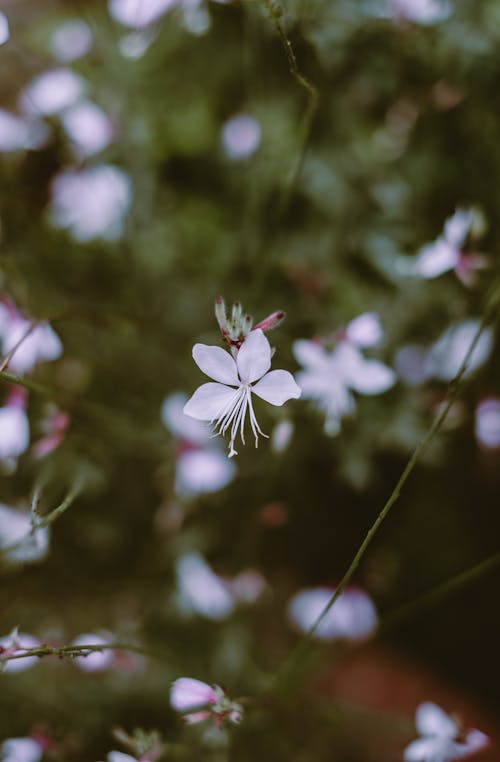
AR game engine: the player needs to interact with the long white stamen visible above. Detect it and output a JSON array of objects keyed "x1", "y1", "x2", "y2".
[{"x1": 247, "y1": 388, "x2": 268, "y2": 447}]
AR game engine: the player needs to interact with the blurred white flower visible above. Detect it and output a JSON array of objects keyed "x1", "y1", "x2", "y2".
[
  {"x1": 107, "y1": 754, "x2": 138, "y2": 762},
  {"x1": 0, "y1": 299, "x2": 62, "y2": 374},
  {"x1": 425, "y1": 320, "x2": 493, "y2": 382},
  {"x1": 0, "y1": 109, "x2": 49, "y2": 152},
  {"x1": 404, "y1": 702, "x2": 489, "y2": 762},
  {"x1": 0, "y1": 738, "x2": 43, "y2": 762},
  {"x1": 176, "y1": 552, "x2": 235, "y2": 620},
  {"x1": 0, "y1": 391, "x2": 29, "y2": 462},
  {"x1": 475, "y1": 398, "x2": 500, "y2": 450},
  {"x1": 19, "y1": 68, "x2": 85, "y2": 116},
  {"x1": 0, "y1": 629, "x2": 40, "y2": 673},
  {"x1": 0, "y1": 12, "x2": 10, "y2": 45},
  {"x1": 373, "y1": 0, "x2": 453, "y2": 24},
  {"x1": 162, "y1": 392, "x2": 236, "y2": 496},
  {"x1": 221, "y1": 114, "x2": 262, "y2": 160},
  {"x1": 393, "y1": 344, "x2": 431, "y2": 387},
  {"x1": 270, "y1": 419, "x2": 294, "y2": 453},
  {"x1": 49, "y1": 20, "x2": 93, "y2": 62},
  {"x1": 49, "y1": 164, "x2": 132, "y2": 241},
  {"x1": 184, "y1": 329, "x2": 301, "y2": 458},
  {"x1": 287, "y1": 586, "x2": 378, "y2": 642},
  {"x1": 294, "y1": 314, "x2": 396, "y2": 436},
  {"x1": 71, "y1": 633, "x2": 115, "y2": 672},
  {"x1": 61, "y1": 101, "x2": 114, "y2": 158},
  {"x1": 402, "y1": 208, "x2": 486, "y2": 284},
  {"x1": 108, "y1": 0, "x2": 178, "y2": 28},
  {"x1": 0, "y1": 504, "x2": 49, "y2": 566}
]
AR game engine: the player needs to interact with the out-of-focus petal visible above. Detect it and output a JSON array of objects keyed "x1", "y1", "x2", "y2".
[
  {"x1": 221, "y1": 114, "x2": 261, "y2": 160},
  {"x1": 415, "y1": 702, "x2": 458, "y2": 738},
  {"x1": 71, "y1": 633, "x2": 115, "y2": 672},
  {"x1": 403, "y1": 736, "x2": 442, "y2": 762},
  {"x1": 475, "y1": 398, "x2": 500, "y2": 450},
  {"x1": 176, "y1": 449, "x2": 235, "y2": 496},
  {"x1": 50, "y1": 20, "x2": 93, "y2": 62},
  {"x1": 287, "y1": 586, "x2": 377, "y2": 642},
  {"x1": 176, "y1": 553, "x2": 234, "y2": 620},
  {"x1": 161, "y1": 392, "x2": 210, "y2": 444},
  {"x1": 444, "y1": 208, "x2": 472, "y2": 248},
  {"x1": 170, "y1": 677, "x2": 217, "y2": 711},
  {"x1": 292, "y1": 339, "x2": 329, "y2": 370},
  {"x1": 412, "y1": 239, "x2": 458, "y2": 278},
  {"x1": 252, "y1": 370, "x2": 301, "y2": 406},
  {"x1": 345, "y1": 313, "x2": 383, "y2": 347},
  {"x1": 20, "y1": 68, "x2": 85, "y2": 116},
  {"x1": 0, "y1": 738, "x2": 43, "y2": 762},
  {"x1": 236, "y1": 330, "x2": 271, "y2": 384},
  {"x1": 108, "y1": 0, "x2": 177, "y2": 28},
  {"x1": 426, "y1": 320, "x2": 493, "y2": 381},
  {"x1": 183, "y1": 382, "x2": 237, "y2": 422},
  {"x1": 0, "y1": 632, "x2": 40, "y2": 673},
  {"x1": 192, "y1": 344, "x2": 238, "y2": 385},
  {"x1": 0, "y1": 12, "x2": 10, "y2": 45},
  {"x1": 0, "y1": 407, "x2": 29, "y2": 459},
  {"x1": 348, "y1": 359, "x2": 397, "y2": 395},
  {"x1": 61, "y1": 101, "x2": 114, "y2": 157}
]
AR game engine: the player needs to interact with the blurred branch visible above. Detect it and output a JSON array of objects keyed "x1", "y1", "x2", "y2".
[
  {"x1": 3, "y1": 641, "x2": 155, "y2": 665},
  {"x1": 0, "y1": 321, "x2": 38, "y2": 373},
  {"x1": 0, "y1": 369, "x2": 58, "y2": 400},
  {"x1": 380, "y1": 549, "x2": 500, "y2": 633},
  {"x1": 274, "y1": 279, "x2": 500, "y2": 689}
]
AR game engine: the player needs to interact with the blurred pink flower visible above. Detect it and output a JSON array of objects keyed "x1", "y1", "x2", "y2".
[
  {"x1": 404, "y1": 702, "x2": 489, "y2": 761},
  {"x1": 287, "y1": 586, "x2": 378, "y2": 642},
  {"x1": 170, "y1": 677, "x2": 218, "y2": 712},
  {"x1": 184, "y1": 329, "x2": 301, "y2": 457}
]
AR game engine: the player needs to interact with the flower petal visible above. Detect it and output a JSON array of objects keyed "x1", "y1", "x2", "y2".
[
  {"x1": 183, "y1": 383, "x2": 238, "y2": 421},
  {"x1": 348, "y1": 359, "x2": 396, "y2": 395},
  {"x1": 192, "y1": 343, "x2": 239, "y2": 385},
  {"x1": 403, "y1": 737, "x2": 443, "y2": 762},
  {"x1": 415, "y1": 702, "x2": 458, "y2": 738},
  {"x1": 236, "y1": 329, "x2": 271, "y2": 383},
  {"x1": 252, "y1": 370, "x2": 301, "y2": 406},
  {"x1": 293, "y1": 339, "x2": 330, "y2": 370},
  {"x1": 345, "y1": 313, "x2": 383, "y2": 347},
  {"x1": 170, "y1": 677, "x2": 218, "y2": 711}
]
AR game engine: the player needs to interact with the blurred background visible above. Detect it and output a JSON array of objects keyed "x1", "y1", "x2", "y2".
[{"x1": 0, "y1": 0, "x2": 499, "y2": 759}]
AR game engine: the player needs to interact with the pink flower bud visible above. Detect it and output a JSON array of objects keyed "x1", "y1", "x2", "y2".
[{"x1": 170, "y1": 678, "x2": 218, "y2": 712}]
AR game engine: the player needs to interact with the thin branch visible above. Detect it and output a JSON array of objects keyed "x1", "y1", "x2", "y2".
[
  {"x1": 0, "y1": 321, "x2": 38, "y2": 373},
  {"x1": 3, "y1": 641, "x2": 156, "y2": 664},
  {"x1": 273, "y1": 283, "x2": 500, "y2": 688},
  {"x1": 0, "y1": 369, "x2": 58, "y2": 400}
]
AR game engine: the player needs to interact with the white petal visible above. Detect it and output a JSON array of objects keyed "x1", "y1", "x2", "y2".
[
  {"x1": 108, "y1": 753, "x2": 137, "y2": 762},
  {"x1": 0, "y1": 407, "x2": 30, "y2": 459},
  {"x1": 462, "y1": 729, "x2": 490, "y2": 755},
  {"x1": 71, "y1": 633, "x2": 114, "y2": 672},
  {"x1": 348, "y1": 359, "x2": 397, "y2": 395},
  {"x1": 293, "y1": 339, "x2": 330, "y2": 370},
  {"x1": 426, "y1": 320, "x2": 493, "y2": 381},
  {"x1": 1, "y1": 738, "x2": 43, "y2": 762},
  {"x1": 345, "y1": 313, "x2": 383, "y2": 347},
  {"x1": 252, "y1": 370, "x2": 301, "y2": 406},
  {"x1": 403, "y1": 737, "x2": 443, "y2": 762},
  {"x1": 236, "y1": 329, "x2": 271, "y2": 383},
  {"x1": 192, "y1": 343, "x2": 238, "y2": 385},
  {"x1": 287, "y1": 587, "x2": 377, "y2": 642},
  {"x1": 444, "y1": 208, "x2": 472, "y2": 248},
  {"x1": 176, "y1": 553, "x2": 234, "y2": 621},
  {"x1": 0, "y1": 632, "x2": 40, "y2": 673},
  {"x1": 183, "y1": 383, "x2": 238, "y2": 421},
  {"x1": 412, "y1": 240, "x2": 458, "y2": 279},
  {"x1": 415, "y1": 702, "x2": 458, "y2": 738},
  {"x1": 161, "y1": 392, "x2": 210, "y2": 445},
  {"x1": 176, "y1": 449, "x2": 236, "y2": 496},
  {"x1": 170, "y1": 677, "x2": 217, "y2": 710}
]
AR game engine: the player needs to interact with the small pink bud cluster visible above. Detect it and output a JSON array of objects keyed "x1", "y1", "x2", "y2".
[
  {"x1": 170, "y1": 678, "x2": 243, "y2": 728},
  {"x1": 215, "y1": 296, "x2": 285, "y2": 349}
]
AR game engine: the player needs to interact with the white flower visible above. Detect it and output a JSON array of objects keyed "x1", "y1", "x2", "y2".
[
  {"x1": 287, "y1": 586, "x2": 378, "y2": 642},
  {"x1": 107, "y1": 753, "x2": 137, "y2": 762},
  {"x1": 425, "y1": 320, "x2": 493, "y2": 382},
  {"x1": 170, "y1": 677, "x2": 218, "y2": 712},
  {"x1": 221, "y1": 114, "x2": 262, "y2": 160},
  {"x1": 404, "y1": 702, "x2": 489, "y2": 762},
  {"x1": 0, "y1": 404, "x2": 29, "y2": 461},
  {"x1": 176, "y1": 552, "x2": 235, "y2": 620},
  {"x1": 108, "y1": 0, "x2": 178, "y2": 28},
  {"x1": 404, "y1": 209, "x2": 473, "y2": 280},
  {"x1": 0, "y1": 738, "x2": 43, "y2": 762},
  {"x1": 0, "y1": 301, "x2": 62, "y2": 374},
  {"x1": 0, "y1": 630, "x2": 40, "y2": 673},
  {"x1": 49, "y1": 20, "x2": 93, "y2": 62},
  {"x1": 61, "y1": 101, "x2": 114, "y2": 158},
  {"x1": 49, "y1": 164, "x2": 132, "y2": 241},
  {"x1": 373, "y1": 0, "x2": 453, "y2": 24},
  {"x1": 19, "y1": 68, "x2": 85, "y2": 116},
  {"x1": 183, "y1": 329, "x2": 301, "y2": 458},
  {"x1": 0, "y1": 109, "x2": 49, "y2": 152},
  {"x1": 71, "y1": 633, "x2": 115, "y2": 672},
  {"x1": 162, "y1": 393, "x2": 236, "y2": 496},
  {"x1": 294, "y1": 315, "x2": 395, "y2": 436},
  {"x1": 475, "y1": 398, "x2": 500, "y2": 450},
  {"x1": 0, "y1": 504, "x2": 49, "y2": 566},
  {"x1": 0, "y1": 12, "x2": 10, "y2": 46}
]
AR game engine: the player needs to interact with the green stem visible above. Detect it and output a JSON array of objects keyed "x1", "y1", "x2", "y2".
[
  {"x1": 3, "y1": 641, "x2": 155, "y2": 664},
  {"x1": 380, "y1": 550, "x2": 500, "y2": 634},
  {"x1": 0, "y1": 369, "x2": 58, "y2": 400},
  {"x1": 274, "y1": 286, "x2": 500, "y2": 688}
]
